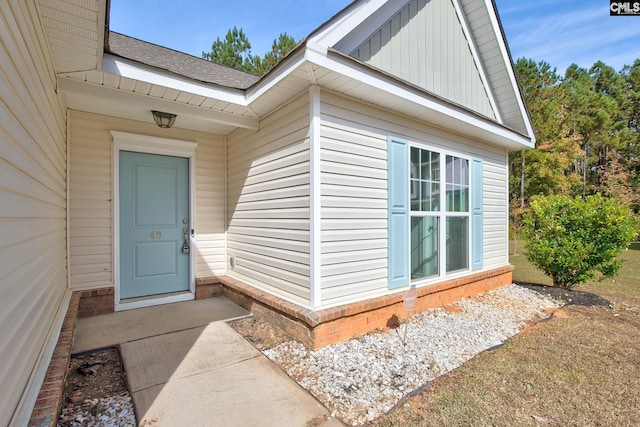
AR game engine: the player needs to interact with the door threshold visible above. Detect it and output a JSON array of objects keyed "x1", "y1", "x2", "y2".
[{"x1": 116, "y1": 291, "x2": 194, "y2": 311}]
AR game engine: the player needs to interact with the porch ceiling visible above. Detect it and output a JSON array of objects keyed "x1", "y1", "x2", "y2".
[
  {"x1": 37, "y1": 0, "x2": 106, "y2": 73},
  {"x1": 59, "y1": 71, "x2": 260, "y2": 135}
]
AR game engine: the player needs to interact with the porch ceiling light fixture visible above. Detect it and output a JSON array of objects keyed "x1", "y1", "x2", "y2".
[{"x1": 152, "y1": 110, "x2": 177, "y2": 128}]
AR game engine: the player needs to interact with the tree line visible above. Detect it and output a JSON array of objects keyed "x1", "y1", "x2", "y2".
[
  {"x1": 202, "y1": 26, "x2": 297, "y2": 76},
  {"x1": 511, "y1": 58, "x2": 640, "y2": 225}
]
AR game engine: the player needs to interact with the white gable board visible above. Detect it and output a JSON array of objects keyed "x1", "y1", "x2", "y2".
[
  {"x1": 457, "y1": 0, "x2": 531, "y2": 136},
  {"x1": 348, "y1": 0, "x2": 496, "y2": 120}
]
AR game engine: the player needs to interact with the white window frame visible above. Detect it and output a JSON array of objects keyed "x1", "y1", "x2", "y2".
[{"x1": 409, "y1": 142, "x2": 472, "y2": 284}]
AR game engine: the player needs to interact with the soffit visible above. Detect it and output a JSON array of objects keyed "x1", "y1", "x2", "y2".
[
  {"x1": 457, "y1": 0, "x2": 532, "y2": 137},
  {"x1": 59, "y1": 70, "x2": 257, "y2": 135},
  {"x1": 36, "y1": 0, "x2": 105, "y2": 73}
]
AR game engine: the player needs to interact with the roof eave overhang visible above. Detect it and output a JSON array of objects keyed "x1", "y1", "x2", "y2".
[
  {"x1": 102, "y1": 54, "x2": 249, "y2": 105},
  {"x1": 306, "y1": 45, "x2": 534, "y2": 151},
  {"x1": 100, "y1": 50, "x2": 310, "y2": 114},
  {"x1": 83, "y1": 33, "x2": 533, "y2": 151}
]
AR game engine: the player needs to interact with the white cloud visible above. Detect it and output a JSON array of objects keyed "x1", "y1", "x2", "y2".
[{"x1": 496, "y1": 1, "x2": 640, "y2": 72}]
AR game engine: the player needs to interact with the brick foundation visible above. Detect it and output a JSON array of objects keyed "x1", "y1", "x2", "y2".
[
  {"x1": 214, "y1": 265, "x2": 514, "y2": 349},
  {"x1": 28, "y1": 292, "x2": 80, "y2": 427},
  {"x1": 78, "y1": 287, "x2": 114, "y2": 318},
  {"x1": 76, "y1": 282, "x2": 224, "y2": 315},
  {"x1": 195, "y1": 278, "x2": 224, "y2": 300},
  {"x1": 70, "y1": 266, "x2": 513, "y2": 349}
]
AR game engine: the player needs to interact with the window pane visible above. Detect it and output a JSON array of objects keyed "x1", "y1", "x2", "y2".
[
  {"x1": 446, "y1": 217, "x2": 468, "y2": 272},
  {"x1": 459, "y1": 187, "x2": 468, "y2": 211},
  {"x1": 420, "y1": 151, "x2": 430, "y2": 181},
  {"x1": 411, "y1": 216, "x2": 439, "y2": 279},
  {"x1": 411, "y1": 148, "x2": 439, "y2": 212},
  {"x1": 411, "y1": 181, "x2": 419, "y2": 210},
  {"x1": 410, "y1": 147, "x2": 419, "y2": 210},
  {"x1": 431, "y1": 182, "x2": 440, "y2": 211},
  {"x1": 431, "y1": 152, "x2": 440, "y2": 181},
  {"x1": 421, "y1": 181, "x2": 432, "y2": 211},
  {"x1": 446, "y1": 156, "x2": 469, "y2": 212},
  {"x1": 460, "y1": 158, "x2": 469, "y2": 186},
  {"x1": 411, "y1": 147, "x2": 420, "y2": 179},
  {"x1": 446, "y1": 183, "x2": 455, "y2": 211}
]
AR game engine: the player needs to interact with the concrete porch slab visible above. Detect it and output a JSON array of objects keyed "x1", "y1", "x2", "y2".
[
  {"x1": 120, "y1": 322, "x2": 261, "y2": 392},
  {"x1": 72, "y1": 297, "x2": 249, "y2": 353},
  {"x1": 123, "y1": 322, "x2": 341, "y2": 427}
]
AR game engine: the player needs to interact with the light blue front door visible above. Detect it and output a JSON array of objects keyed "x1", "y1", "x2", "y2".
[{"x1": 119, "y1": 151, "x2": 190, "y2": 299}]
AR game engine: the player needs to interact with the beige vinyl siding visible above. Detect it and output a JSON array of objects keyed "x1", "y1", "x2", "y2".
[
  {"x1": 482, "y1": 159, "x2": 509, "y2": 268},
  {"x1": 319, "y1": 91, "x2": 508, "y2": 307},
  {"x1": 350, "y1": 0, "x2": 496, "y2": 120},
  {"x1": 194, "y1": 139, "x2": 227, "y2": 277},
  {"x1": 227, "y1": 94, "x2": 312, "y2": 306},
  {"x1": 68, "y1": 114, "x2": 112, "y2": 288},
  {"x1": 320, "y1": 98, "x2": 388, "y2": 305},
  {"x1": 0, "y1": 0, "x2": 68, "y2": 424},
  {"x1": 68, "y1": 111, "x2": 227, "y2": 289}
]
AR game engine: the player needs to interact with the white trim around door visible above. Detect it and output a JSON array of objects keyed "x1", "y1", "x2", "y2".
[{"x1": 111, "y1": 130, "x2": 198, "y2": 311}]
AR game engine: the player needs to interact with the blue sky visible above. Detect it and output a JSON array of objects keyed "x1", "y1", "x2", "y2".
[
  {"x1": 110, "y1": 0, "x2": 640, "y2": 75},
  {"x1": 494, "y1": 0, "x2": 640, "y2": 73}
]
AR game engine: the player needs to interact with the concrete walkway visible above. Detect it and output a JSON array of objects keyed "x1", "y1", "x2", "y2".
[{"x1": 73, "y1": 297, "x2": 342, "y2": 426}]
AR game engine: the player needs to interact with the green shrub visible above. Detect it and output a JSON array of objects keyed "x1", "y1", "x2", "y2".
[{"x1": 522, "y1": 194, "x2": 637, "y2": 289}]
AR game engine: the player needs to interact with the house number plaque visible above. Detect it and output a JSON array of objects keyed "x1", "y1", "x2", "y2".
[
  {"x1": 149, "y1": 231, "x2": 162, "y2": 239},
  {"x1": 402, "y1": 285, "x2": 418, "y2": 345},
  {"x1": 403, "y1": 285, "x2": 417, "y2": 311}
]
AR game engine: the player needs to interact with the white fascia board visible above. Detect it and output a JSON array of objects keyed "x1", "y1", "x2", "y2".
[
  {"x1": 309, "y1": 50, "x2": 533, "y2": 150},
  {"x1": 103, "y1": 54, "x2": 248, "y2": 106},
  {"x1": 483, "y1": 0, "x2": 536, "y2": 143},
  {"x1": 245, "y1": 48, "x2": 308, "y2": 102},
  {"x1": 309, "y1": 0, "x2": 388, "y2": 48}
]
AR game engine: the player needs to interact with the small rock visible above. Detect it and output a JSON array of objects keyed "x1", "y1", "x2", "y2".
[
  {"x1": 532, "y1": 414, "x2": 555, "y2": 424},
  {"x1": 68, "y1": 390, "x2": 84, "y2": 403}
]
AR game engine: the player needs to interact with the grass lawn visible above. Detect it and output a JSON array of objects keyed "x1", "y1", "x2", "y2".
[{"x1": 375, "y1": 242, "x2": 640, "y2": 426}]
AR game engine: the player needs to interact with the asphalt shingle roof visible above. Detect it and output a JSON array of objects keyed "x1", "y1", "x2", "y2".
[{"x1": 106, "y1": 32, "x2": 260, "y2": 90}]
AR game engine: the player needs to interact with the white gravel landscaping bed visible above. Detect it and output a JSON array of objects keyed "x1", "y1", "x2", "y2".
[
  {"x1": 57, "y1": 393, "x2": 135, "y2": 427},
  {"x1": 264, "y1": 284, "x2": 560, "y2": 426}
]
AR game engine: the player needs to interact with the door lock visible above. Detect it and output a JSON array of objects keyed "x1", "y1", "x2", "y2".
[{"x1": 182, "y1": 232, "x2": 190, "y2": 254}]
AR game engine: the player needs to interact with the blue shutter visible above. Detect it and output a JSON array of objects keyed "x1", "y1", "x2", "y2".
[
  {"x1": 387, "y1": 137, "x2": 409, "y2": 288},
  {"x1": 471, "y1": 158, "x2": 483, "y2": 270}
]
